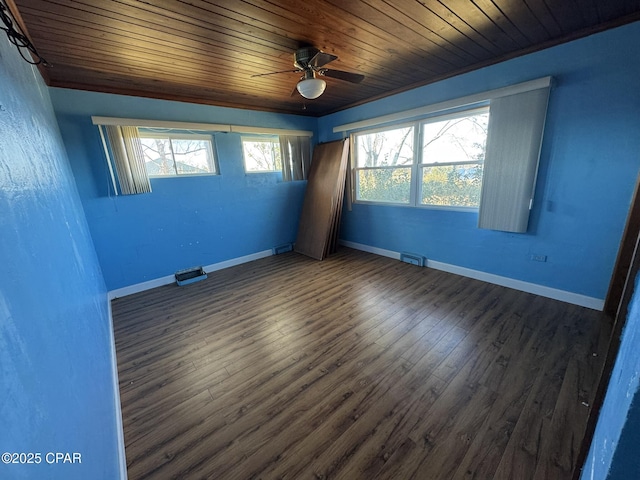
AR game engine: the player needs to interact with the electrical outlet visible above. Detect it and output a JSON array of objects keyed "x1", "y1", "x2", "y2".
[{"x1": 530, "y1": 254, "x2": 547, "y2": 262}]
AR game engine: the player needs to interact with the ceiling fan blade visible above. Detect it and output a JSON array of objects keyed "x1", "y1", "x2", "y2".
[
  {"x1": 321, "y1": 69, "x2": 365, "y2": 84},
  {"x1": 251, "y1": 69, "x2": 300, "y2": 78},
  {"x1": 309, "y1": 51, "x2": 338, "y2": 68}
]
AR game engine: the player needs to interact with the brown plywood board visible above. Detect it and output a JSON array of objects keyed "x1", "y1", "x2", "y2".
[{"x1": 295, "y1": 139, "x2": 350, "y2": 260}]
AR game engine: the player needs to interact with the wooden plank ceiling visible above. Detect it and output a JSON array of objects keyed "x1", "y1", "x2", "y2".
[{"x1": 11, "y1": 0, "x2": 640, "y2": 116}]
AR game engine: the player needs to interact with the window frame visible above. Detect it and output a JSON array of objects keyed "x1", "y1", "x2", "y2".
[
  {"x1": 351, "y1": 106, "x2": 490, "y2": 211},
  {"x1": 418, "y1": 106, "x2": 489, "y2": 209},
  {"x1": 241, "y1": 135, "x2": 282, "y2": 174},
  {"x1": 352, "y1": 121, "x2": 417, "y2": 206},
  {"x1": 138, "y1": 130, "x2": 218, "y2": 178}
]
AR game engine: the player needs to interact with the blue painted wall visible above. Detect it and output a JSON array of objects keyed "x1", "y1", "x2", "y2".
[
  {"x1": 0, "y1": 36, "x2": 122, "y2": 479},
  {"x1": 319, "y1": 21, "x2": 640, "y2": 301},
  {"x1": 582, "y1": 271, "x2": 640, "y2": 480},
  {"x1": 51, "y1": 90, "x2": 317, "y2": 290},
  {"x1": 607, "y1": 394, "x2": 640, "y2": 479}
]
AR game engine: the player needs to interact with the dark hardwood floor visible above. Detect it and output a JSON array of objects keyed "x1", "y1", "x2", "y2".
[{"x1": 111, "y1": 248, "x2": 611, "y2": 480}]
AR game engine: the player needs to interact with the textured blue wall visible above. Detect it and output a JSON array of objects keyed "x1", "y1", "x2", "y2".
[
  {"x1": 582, "y1": 270, "x2": 640, "y2": 480},
  {"x1": 604, "y1": 392, "x2": 640, "y2": 480},
  {"x1": 607, "y1": 395, "x2": 640, "y2": 479},
  {"x1": 51, "y1": 90, "x2": 317, "y2": 290},
  {"x1": 319, "y1": 21, "x2": 640, "y2": 301},
  {"x1": 0, "y1": 37, "x2": 122, "y2": 479}
]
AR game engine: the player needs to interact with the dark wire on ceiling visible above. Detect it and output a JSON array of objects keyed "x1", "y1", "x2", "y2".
[{"x1": 0, "y1": 0, "x2": 50, "y2": 67}]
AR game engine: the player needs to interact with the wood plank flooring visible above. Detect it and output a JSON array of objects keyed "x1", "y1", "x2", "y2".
[{"x1": 111, "y1": 248, "x2": 611, "y2": 480}]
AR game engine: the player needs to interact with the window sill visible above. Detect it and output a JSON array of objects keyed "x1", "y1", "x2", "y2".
[{"x1": 353, "y1": 200, "x2": 478, "y2": 213}]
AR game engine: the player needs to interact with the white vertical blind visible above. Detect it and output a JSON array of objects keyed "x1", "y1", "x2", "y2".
[
  {"x1": 102, "y1": 125, "x2": 151, "y2": 195},
  {"x1": 279, "y1": 135, "x2": 311, "y2": 181},
  {"x1": 478, "y1": 86, "x2": 550, "y2": 232}
]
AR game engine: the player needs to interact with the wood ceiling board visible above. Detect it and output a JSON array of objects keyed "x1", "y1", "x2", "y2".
[
  {"x1": 489, "y1": 0, "x2": 553, "y2": 43},
  {"x1": 600, "y1": 0, "x2": 640, "y2": 23},
  {"x1": 571, "y1": 0, "x2": 602, "y2": 27},
  {"x1": 13, "y1": 0, "x2": 640, "y2": 116},
  {"x1": 467, "y1": 0, "x2": 533, "y2": 48},
  {"x1": 442, "y1": 0, "x2": 524, "y2": 52},
  {"x1": 329, "y1": 0, "x2": 488, "y2": 65},
  {"x1": 47, "y1": 68, "x2": 326, "y2": 114},
  {"x1": 16, "y1": 7, "x2": 291, "y2": 73},
  {"x1": 34, "y1": 39, "x2": 340, "y2": 99},
  {"x1": 41, "y1": 51, "x2": 265, "y2": 90},
  {"x1": 21, "y1": 1, "x2": 420, "y2": 92},
  {"x1": 47, "y1": 64, "x2": 382, "y2": 113},
  {"x1": 345, "y1": 0, "x2": 479, "y2": 68},
  {"x1": 128, "y1": 0, "x2": 439, "y2": 85},
  {"x1": 27, "y1": 30, "x2": 276, "y2": 80},
  {"x1": 404, "y1": 0, "x2": 505, "y2": 57},
  {"x1": 254, "y1": 0, "x2": 469, "y2": 71},
  {"x1": 115, "y1": 0, "x2": 299, "y2": 51},
  {"x1": 34, "y1": 0, "x2": 295, "y2": 53},
  {"x1": 535, "y1": 0, "x2": 593, "y2": 35},
  {"x1": 511, "y1": 0, "x2": 563, "y2": 38},
  {"x1": 26, "y1": 20, "x2": 292, "y2": 70},
  {"x1": 252, "y1": 1, "x2": 458, "y2": 82}
]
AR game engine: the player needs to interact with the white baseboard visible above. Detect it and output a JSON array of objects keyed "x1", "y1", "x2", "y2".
[
  {"x1": 340, "y1": 240, "x2": 604, "y2": 311},
  {"x1": 108, "y1": 249, "x2": 273, "y2": 300},
  {"x1": 340, "y1": 241, "x2": 402, "y2": 261},
  {"x1": 106, "y1": 299, "x2": 128, "y2": 479}
]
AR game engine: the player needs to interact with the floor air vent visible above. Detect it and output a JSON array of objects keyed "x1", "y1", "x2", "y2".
[
  {"x1": 272, "y1": 243, "x2": 293, "y2": 255},
  {"x1": 175, "y1": 266, "x2": 207, "y2": 286},
  {"x1": 400, "y1": 252, "x2": 425, "y2": 267}
]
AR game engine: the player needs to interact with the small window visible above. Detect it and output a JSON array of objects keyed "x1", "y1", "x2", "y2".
[
  {"x1": 139, "y1": 132, "x2": 217, "y2": 177},
  {"x1": 242, "y1": 136, "x2": 282, "y2": 173}
]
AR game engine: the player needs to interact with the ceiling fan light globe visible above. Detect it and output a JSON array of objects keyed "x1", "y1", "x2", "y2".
[{"x1": 296, "y1": 78, "x2": 326, "y2": 99}]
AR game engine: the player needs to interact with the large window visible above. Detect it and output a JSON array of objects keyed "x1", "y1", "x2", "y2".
[
  {"x1": 353, "y1": 107, "x2": 489, "y2": 208},
  {"x1": 242, "y1": 136, "x2": 282, "y2": 173},
  {"x1": 139, "y1": 131, "x2": 217, "y2": 177}
]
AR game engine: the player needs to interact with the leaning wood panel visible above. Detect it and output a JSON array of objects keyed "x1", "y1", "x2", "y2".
[
  {"x1": 326, "y1": 143, "x2": 349, "y2": 257},
  {"x1": 295, "y1": 138, "x2": 349, "y2": 260},
  {"x1": 327, "y1": 163, "x2": 347, "y2": 256}
]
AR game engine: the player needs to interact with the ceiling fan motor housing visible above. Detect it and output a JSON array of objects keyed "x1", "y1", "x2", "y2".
[{"x1": 294, "y1": 47, "x2": 320, "y2": 70}]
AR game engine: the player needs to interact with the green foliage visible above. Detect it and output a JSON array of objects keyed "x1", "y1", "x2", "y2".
[
  {"x1": 421, "y1": 163, "x2": 483, "y2": 207},
  {"x1": 358, "y1": 168, "x2": 411, "y2": 203}
]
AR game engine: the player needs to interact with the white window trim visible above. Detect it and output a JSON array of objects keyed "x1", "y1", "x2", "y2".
[{"x1": 91, "y1": 116, "x2": 313, "y2": 138}]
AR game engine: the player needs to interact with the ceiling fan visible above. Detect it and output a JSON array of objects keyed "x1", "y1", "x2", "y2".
[{"x1": 252, "y1": 47, "x2": 365, "y2": 100}]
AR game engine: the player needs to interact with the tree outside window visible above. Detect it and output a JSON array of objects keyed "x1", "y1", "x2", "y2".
[
  {"x1": 242, "y1": 136, "x2": 282, "y2": 172},
  {"x1": 139, "y1": 132, "x2": 216, "y2": 176},
  {"x1": 352, "y1": 107, "x2": 489, "y2": 208}
]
